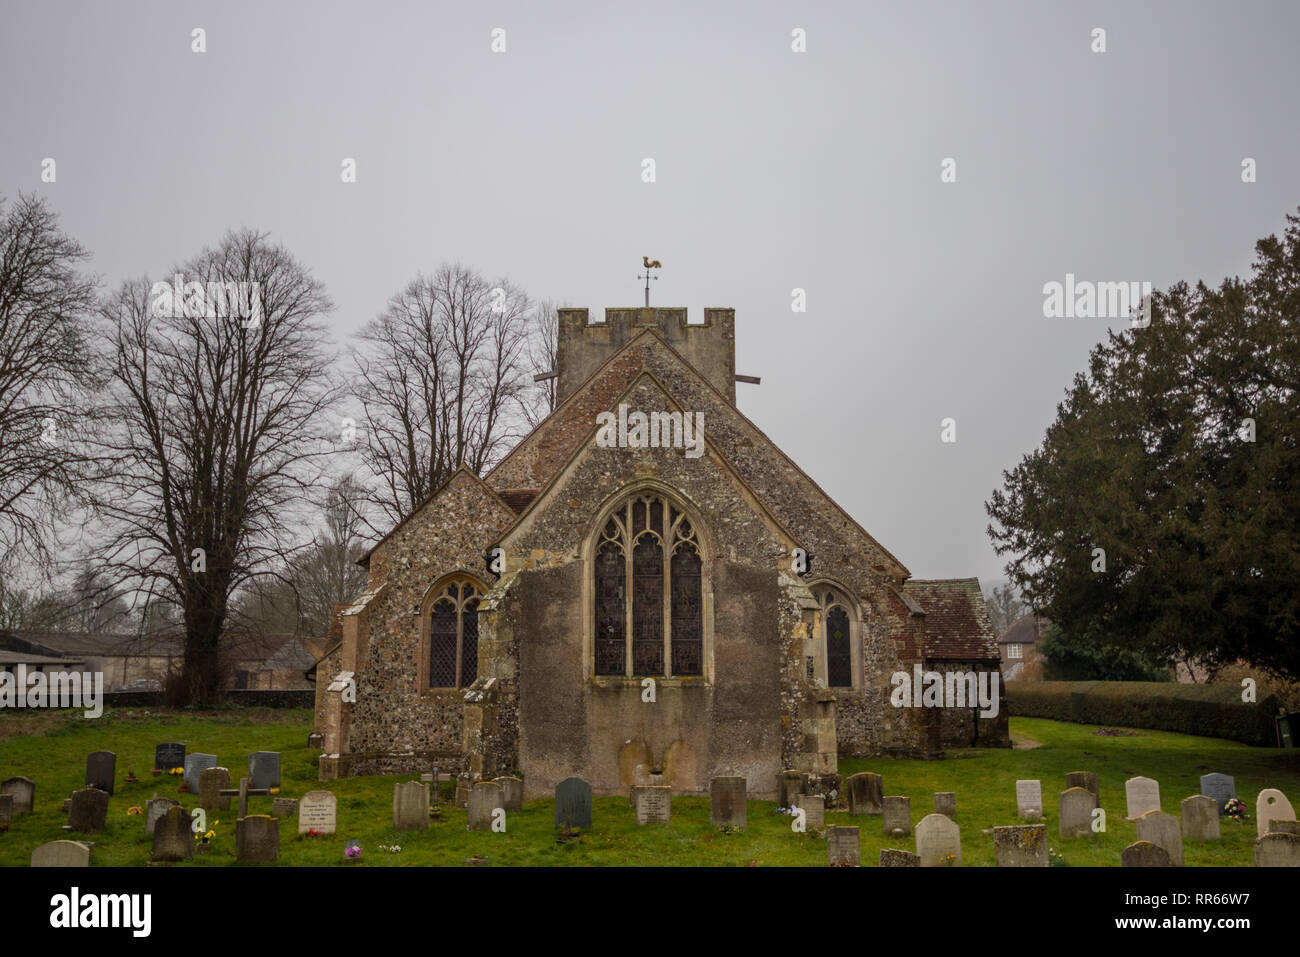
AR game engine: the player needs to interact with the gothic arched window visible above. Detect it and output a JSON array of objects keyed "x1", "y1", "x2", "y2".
[
  {"x1": 592, "y1": 493, "x2": 704, "y2": 677},
  {"x1": 423, "y1": 576, "x2": 483, "y2": 690},
  {"x1": 816, "y1": 587, "x2": 856, "y2": 689}
]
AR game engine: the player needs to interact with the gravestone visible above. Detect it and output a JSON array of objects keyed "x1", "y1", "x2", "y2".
[
  {"x1": 236, "y1": 814, "x2": 279, "y2": 863},
  {"x1": 777, "y1": 769, "x2": 806, "y2": 807},
  {"x1": 496, "y1": 776, "x2": 523, "y2": 812},
  {"x1": 845, "y1": 772, "x2": 883, "y2": 816},
  {"x1": 827, "y1": 826, "x2": 860, "y2": 866},
  {"x1": 1256, "y1": 788, "x2": 1297, "y2": 839},
  {"x1": 248, "y1": 751, "x2": 281, "y2": 790},
  {"x1": 1, "y1": 776, "x2": 34, "y2": 815},
  {"x1": 393, "y1": 781, "x2": 429, "y2": 831},
  {"x1": 1125, "y1": 776, "x2": 1160, "y2": 820},
  {"x1": 915, "y1": 812, "x2": 961, "y2": 866},
  {"x1": 307, "y1": 732, "x2": 324, "y2": 749},
  {"x1": 184, "y1": 754, "x2": 218, "y2": 793},
  {"x1": 1136, "y1": 809, "x2": 1183, "y2": 866},
  {"x1": 1269, "y1": 820, "x2": 1300, "y2": 835},
  {"x1": 1181, "y1": 795, "x2": 1220, "y2": 841},
  {"x1": 994, "y1": 824, "x2": 1048, "y2": 867},
  {"x1": 0, "y1": 794, "x2": 11, "y2": 830},
  {"x1": 298, "y1": 790, "x2": 337, "y2": 835},
  {"x1": 934, "y1": 792, "x2": 956, "y2": 818},
  {"x1": 1059, "y1": 786, "x2": 1096, "y2": 838},
  {"x1": 67, "y1": 787, "x2": 109, "y2": 834},
  {"x1": 145, "y1": 796, "x2": 178, "y2": 836},
  {"x1": 554, "y1": 777, "x2": 593, "y2": 830},
  {"x1": 199, "y1": 766, "x2": 231, "y2": 812},
  {"x1": 455, "y1": 774, "x2": 474, "y2": 809},
  {"x1": 635, "y1": 785, "x2": 671, "y2": 825},
  {"x1": 1122, "y1": 840, "x2": 1171, "y2": 867},
  {"x1": 272, "y1": 797, "x2": 297, "y2": 818},
  {"x1": 1254, "y1": 832, "x2": 1300, "y2": 866},
  {"x1": 628, "y1": 784, "x2": 648, "y2": 810},
  {"x1": 1065, "y1": 771, "x2": 1099, "y2": 804},
  {"x1": 1200, "y1": 773, "x2": 1235, "y2": 815},
  {"x1": 154, "y1": 742, "x2": 185, "y2": 772},
  {"x1": 710, "y1": 776, "x2": 747, "y2": 829},
  {"x1": 883, "y1": 795, "x2": 911, "y2": 837},
  {"x1": 468, "y1": 781, "x2": 504, "y2": 830},
  {"x1": 1016, "y1": 780, "x2": 1043, "y2": 820},
  {"x1": 794, "y1": 793, "x2": 824, "y2": 832},
  {"x1": 879, "y1": 848, "x2": 920, "y2": 867},
  {"x1": 85, "y1": 750, "x2": 116, "y2": 794},
  {"x1": 31, "y1": 840, "x2": 91, "y2": 867},
  {"x1": 151, "y1": 805, "x2": 194, "y2": 862}
]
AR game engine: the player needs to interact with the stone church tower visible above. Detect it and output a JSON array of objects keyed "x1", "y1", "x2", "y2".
[{"x1": 316, "y1": 307, "x2": 1006, "y2": 797}]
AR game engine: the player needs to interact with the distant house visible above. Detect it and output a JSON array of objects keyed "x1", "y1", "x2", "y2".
[
  {"x1": 5, "y1": 630, "x2": 179, "y2": 688},
  {"x1": 0, "y1": 631, "x2": 87, "y2": 675},
  {"x1": 997, "y1": 614, "x2": 1048, "y2": 680},
  {"x1": 224, "y1": 633, "x2": 325, "y2": 691}
]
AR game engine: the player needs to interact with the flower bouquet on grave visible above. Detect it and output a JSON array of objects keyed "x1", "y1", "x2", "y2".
[
  {"x1": 344, "y1": 840, "x2": 362, "y2": 863},
  {"x1": 195, "y1": 820, "x2": 218, "y2": 852},
  {"x1": 1223, "y1": 797, "x2": 1248, "y2": 821},
  {"x1": 127, "y1": 806, "x2": 143, "y2": 816}
]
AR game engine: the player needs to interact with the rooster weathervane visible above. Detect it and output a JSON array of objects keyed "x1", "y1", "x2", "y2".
[{"x1": 638, "y1": 256, "x2": 662, "y2": 306}]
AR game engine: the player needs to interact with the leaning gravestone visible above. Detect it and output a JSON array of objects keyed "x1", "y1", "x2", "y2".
[
  {"x1": 272, "y1": 797, "x2": 297, "y2": 818},
  {"x1": 635, "y1": 785, "x2": 671, "y2": 825},
  {"x1": 1, "y1": 776, "x2": 34, "y2": 815},
  {"x1": 1059, "y1": 786, "x2": 1096, "y2": 838},
  {"x1": 248, "y1": 751, "x2": 281, "y2": 790},
  {"x1": 393, "y1": 781, "x2": 429, "y2": 831},
  {"x1": 67, "y1": 787, "x2": 109, "y2": 834},
  {"x1": 1125, "y1": 776, "x2": 1161, "y2": 820},
  {"x1": 31, "y1": 840, "x2": 91, "y2": 867},
  {"x1": 1066, "y1": 771, "x2": 1099, "y2": 804},
  {"x1": 199, "y1": 767, "x2": 231, "y2": 812},
  {"x1": 298, "y1": 790, "x2": 337, "y2": 835},
  {"x1": 710, "y1": 776, "x2": 747, "y2": 829},
  {"x1": 184, "y1": 754, "x2": 218, "y2": 793},
  {"x1": 154, "y1": 742, "x2": 185, "y2": 772},
  {"x1": 1122, "y1": 840, "x2": 1171, "y2": 867},
  {"x1": 795, "y1": 793, "x2": 824, "y2": 833},
  {"x1": 236, "y1": 814, "x2": 279, "y2": 863},
  {"x1": 145, "y1": 796, "x2": 178, "y2": 836},
  {"x1": 1181, "y1": 795, "x2": 1220, "y2": 841},
  {"x1": 468, "y1": 781, "x2": 505, "y2": 830},
  {"x1": 1254, "y1": 832, "x2": 1300, "y2": 867},
  {"x1": 1016, "y1": 780, "x2": 1043, "y2": 820},
  {"x1": 1200, "y1": 773, "x2": 1235, "y2": 816},
  {"x1": 845, "y1": 772, "x2": 883, "y2": 816},
  {"x1": 1256, "y1": 788, "x2": 1297, "y2": 839},
  {"x1": 827, "y1": 826, "x2": 860, "y2": 866},
  {"x1": 883, "y1": 795, "x2": 911, "y2": 837},
  {"x1": 915, "y1": 812, "x2": 961, "y2": 866},
  {"x1": 879, "y1": 848, "x2": 920, "y2": 867},
  {"x1": 151, "y1": 805, "x2": 194, "y2": 862},
  {"x1": 0, "y1": 794, "x2": 12, "y2": 830},
  {"x1": 85, "y1": 750, "x2": 116, "y2": 794},
  {"x1": 994, "y1": 824, "x2": 1048, "y2": 867},
  {"x1": 554, "y1": 777, "x2": 593, "y2": 830},
  {"x1": 1136, "y1": 809, "x2": 1183, "y2": 866},
  {"x1": 934, "y1": 792, "x2": 956, "y2": 818},
  {"x1": 496, "y1": 776, "x2": 523, "y2": 812}
]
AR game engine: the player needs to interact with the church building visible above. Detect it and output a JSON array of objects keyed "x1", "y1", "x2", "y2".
[{"x1": 315, "y1": 306, "x2": 1007, "y2": 798}]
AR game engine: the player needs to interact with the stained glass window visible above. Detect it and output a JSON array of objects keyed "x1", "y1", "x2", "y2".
[
  {"x1": 826, "y1": 605, "x2": 852, "y2": 687},
  {"x1": 671, "y1": 543, "x2": 702, "y2": 676},
  {"x1": 595, "y1": 540, "x2": 626, "y2": 675},
  {"x1": 429, "y1": 598, "x2": 458, "y2": 687},
  {"x1": 426, "y1": 578, "x2": 482, "y2": 689},
  {"x1": 632, "y1": 535, "x2": 664, "y2": 675}
]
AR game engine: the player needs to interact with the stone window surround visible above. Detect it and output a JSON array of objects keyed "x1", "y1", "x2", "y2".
[
  {"x1": 416, "y1": 570, "x2": 487, "y2": 695},
  {"x1": 807, "y1": 579, "x2": 863, "y2": 691}
]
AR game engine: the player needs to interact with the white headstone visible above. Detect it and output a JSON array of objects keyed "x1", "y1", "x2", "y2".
[
  {"x1": 1125, "y1": 776, "x2": 1161, "y2": 820},
  {"x1": 1256, "y1": 788, "x2": 1297, "y2": 839},
  {"x1": 915, "y1": 812, "x2": 962, "y2": 866},
  {"x1": 298, "y1": 790, "x2": 338, "y2": 835},
  {"x1": 1015, "y1": 779, "x2": 1043, "y2": 819}
]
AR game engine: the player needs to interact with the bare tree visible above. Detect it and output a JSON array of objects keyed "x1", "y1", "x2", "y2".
[
  {"x1": 92, "y1": 229, "x2": 340, "y2": 705},
  {"x1": 522, "y1": 299, "x2": 560, "y2": 428}
]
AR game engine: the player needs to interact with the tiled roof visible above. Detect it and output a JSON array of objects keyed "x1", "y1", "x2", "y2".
[
  {"x1": 998, "y1": 614, "x2": 1047, "y2": 646},
  {"x1": 12, "y1": 630, "x2": 185, "y2": 657},
  {"x1": 904, "y1": 578, "x2": 999, "y2": 661}
]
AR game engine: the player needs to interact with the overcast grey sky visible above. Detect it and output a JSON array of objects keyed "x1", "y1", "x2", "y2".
[{"x1": 3, "y1": 0, "x2": 1297, "y2": 586}]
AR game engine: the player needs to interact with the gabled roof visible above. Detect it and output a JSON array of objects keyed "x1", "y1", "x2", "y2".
[
  {"x1": 998, "y1": 614, "x2": 1048, "y2": 646},
  {"x1": 904, "y1": 578, "x2": 999, "y2": 661}
]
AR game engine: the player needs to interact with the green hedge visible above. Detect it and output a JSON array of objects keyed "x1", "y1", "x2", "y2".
[{"x1": 1006, "y1": 681, "x2": 1281, "y2": 745}]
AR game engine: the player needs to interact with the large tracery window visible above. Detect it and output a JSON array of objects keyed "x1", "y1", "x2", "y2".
[
  {"x1": 593, "y1": 493, "x2": 703, "y2": 677},
  {"x1": 817, "y1": 587, "x2": 855, "y2": 689},
  {"x1": 425, "y1": 577, "x2": 482, "y2": 689}
]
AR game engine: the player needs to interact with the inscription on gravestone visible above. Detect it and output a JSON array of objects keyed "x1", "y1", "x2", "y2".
[
  {"x1": 1015, "y1": 780, "x2": 1043, "y2": 819},
  {"x1": 827, "y1": 826, "x2": 860, "y2": 866},
  {"x1": 635, "y1": 785, "x2": 671, "y2": 825},
  {"x1": 795, "y1": 793, "x2": 825, "y2": 833},
  {"x1": 468, "y1": 782, "x2": 504, "y2": 830},
  {"x1": 1199, "y1": 773, "x2": 1235, "y2": 816},
  {"x1": 248, "y1": 751, "x2": 281, "y2": 790},
  {"x1": 883, "y1": 795, "x2": 911, "y2": 837},
  {"x1": 154, "y1": 743, "x2": 185, "y2": 772},
  {"x1": 184, "y1": 754, "x2": 218, "y2": 793},
  {"x1": 299, "y1": 790, "x2": 337, "y2": 835},
  {"x1": 915, "y1": 812, "x2": 961, "y2": 866}
]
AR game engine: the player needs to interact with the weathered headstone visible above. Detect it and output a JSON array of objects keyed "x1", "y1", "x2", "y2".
[
  {"x1": 794, "y1": 793, "x2": 824, "y2": 832},
  {"x1": 496, "y1": 776, "x2": 523, "y2": 812},
  {"x1": 1065, "y1": 771, "x2": 1099, "y2": 804},
  {"x1": 85, "y1": 750, "x2": 116, "y2": 794},
  {"x1": 1256, "y1": 788, "x2": 1297, "y2": 839},
  {"x1": 145, "y1": 796, "x2": 178, "y2": 836},
  {"x1": 154, "y1": 742, "x2": 185, "y2": 772},
  {"x1": 67, "y1": 787, "x2": 109, "y2": 834},
  {"x1": 468, "y1": 781, "x2": 504, "y2": 830},
  {"x1": 184, "y1": 753, "x2": 218, "y2": 792},
  {"x1": 994, "y1": 824, "x2": 1048, "y2": 866},
  {"x1": 635, "y1": 785, "x2": 671, "y2": 825},
  {"x1": 879, "y1": 848, "x2": 919, "y2": 867},
  {"x1": 455, "y1": 773, "x2": 474, "y2": 809},
  {"x1": 1059, "y1": 786, "x2": 1096, "y2": 838},
  {"x1": 1269, "y1": 820, "x2": 1300, "y2": 835},
  {"x1": 31, "y1": 840, "x2": 91, "y2": 867},
  {"x1": 934, "y1": 792, "x2": 956, "y2": 818},
  {"x1": 307, "y1": 732, "x2": 324, "y2": 749},
  {"x1": 248, "y1": 751, "x2": 281, "y2": 790},
  {"x1": 1, "y1": 776, "x2": 34, "y2": 815},
  {"x1": 151, "y1": 805, "x2": 194, "y2": 862},
  {"x1": 0, "y1": 794, "x2": 11, "y2": 830},
  {"x1": 915, "y1": 812, "x2": 961, "y2": 866},
  {"x1": 393, "y1": 781, "x2": 429, "y2": 831},
  {"x1": 236, "y1": 814, "x2": 279, "y2": 863},
  {"x1": 845, "y1": 772, "x2": 883, "y2": 816},
  {"x1": 1181, "y1": 795, "x2": 1220, "y2": 841},
  {"x1": 1016, "y1": 780, "x2": 1043, "y2": 820},
  {"x1": 1125, "y1": 776, "x2": 1160, "y2": 820},
  {"x1": 1200, "y1": 773, "x2": 1235, "y2": 815},
  {"x1": 298, "y1": 790, "x2": 337, "y2": 835},
  {"x1": 777, "y1": 769, "x2": 806, "y2": 807},
  {"x1": 1122, "y1": 840, "x2": 1171, "y2": 867},
  {"x1": 272, "y1": 797, "x2": 297, "y2": 818},
  {"x1": 827, "y1": 825, "x2": 860, "y2": 866},
  {"x1": 883, "y1": 795, "x2": 911, "y2": 837},
  {"x1": 710, "y1": 776, "x2": 746, "y2": 829},
  {"x1": 1136, "y1": 809, "x2": 1183, "y2": 866},
  {"x1": 198, "y1": 766, "x2": 231, "y2": 812},
  {"x1": 554, "y1": 777, "x2": 592, "y2": 830},
  {"x1": 1254, "y1": 832, "x2": 1300, "y2": 866}
]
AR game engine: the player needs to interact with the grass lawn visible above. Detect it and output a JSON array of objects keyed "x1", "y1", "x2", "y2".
[{"x1": 1, "y1": 709, "x2": 1297, "y2": 866}]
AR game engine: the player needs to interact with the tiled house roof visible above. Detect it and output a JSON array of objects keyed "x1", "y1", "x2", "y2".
[
  {"x1": 903, "y1": 578, "x2": 999, "y2": 661},
  {"x1": 998, "y1": 614, "x2": 1047, "y2": 646}
]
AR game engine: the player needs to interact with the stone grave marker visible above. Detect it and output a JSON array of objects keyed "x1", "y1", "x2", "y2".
[
  {"x1": 145, "y1": 796, "x2": 178, "y2": 836},
  {"x1": 794, "y1": 793, "x2": 824, "y2": 832},
  {"x1": 31, "y1": 840, "x2": 91, "y2": 867},
  {"x1": 635, "y1": 785, "x2": 671, "y2": 825},
  {"x1": 0, "y1": 794, "x2": 11, "y2": 830},
  {"x1": 154, "y1": 742, "x2": 185, "y2": 772},
  {"x1": 994, "y1": 824, "x2": 1048, "y2": 866},
  {"x1": 1269, "y1": 820, "x2": 1300, "y2": 835},
  {"x1": 184, "y1": 753, "x2": 217, "y2": 793},
  {"x1": 1200, "y1": 773, "x2": 1235, "y2": 816},
  {"x1": 934, "y1": 792, "x2": 956, "y2": 818},
  {"x1": 1254, "y1": 832, "x2": 1300, "y2": 866},
  {"x1": 307, "y1": 732, "x2": 324, "y2": 749},
  {"x1": 218, "y1": 777, "x2": 272, "y2": 819},
  {"x1": 1, "y1": 776, "x2": 34, "y2": 815},
  {"x1": 248, "y1": 751, "x2": 281, "y2": 790},
  {"x1": 1122, "y1": 840, "x2": 1171, "y2": 867},
  {"x1": 1066, "y1": 771, "x2": 1099, "y2": 804},
  {"x1": 883, "y1": 795, "x2": 911, "y2": 837},
  {"x1": 273, "y1": 797, "x2": 297, "y2": 818},
  {"x1": 393, "y1": 781, "x2": 429, "y2": 831},
  {"x1": 777, "y1": 769, "x2": 806, "y2": 807},
  {"x1": 1181, "y1": 795, "x2": 1220, "y2": 841},
  {"x1": 827, "y1": 826, "x2": 860, "y2": 866},
  {"x1": 554, "y1": 777, "x2": 592, "y2": 830},
  {"x1": 85, "y1": 750, "x2": 116, "y2": 794},
  {"x1": 67, "y1": 787, "x2": 109, "y2": 834},
  {"x1": 496, "y1": 776, "x2": 523, "y2": 812},
  {"x1": 845, "y1": 772, "x2": 883, "y2": 816},
  {"x1": 1125, "y1": 776, "x2": 1160, "y2": 820},
  {"x1": 199, "y1": 767, "x2": 231, "y2": 812},
  {"x1": 1136, "y1": 809, "x2": 1183, "y2": 866},
  {"x1": 468, "y1": 781, "x2": 504, "y2": 830},
  {"x1": 915, "y1": 812, "x2": 961, "y2": 866},
  {"x1": 151, "y1": 805, "x2": 194, "y2": 862},
  {"x1": 1256, "y1": 788, "x2": 1297, "y2": 839},
  {"x1": 710, "y1": 776, "x2": 746, "y2": 829},
  {"x1": 298, "y1": 791, "x2": 336, "y2": 834},
  {"x1": 879, "y1": 848, "x2": 919, "y2": 866},
  {"x1": 1059, "y1": 786, "x2": 1096, "y2": 838},
  {"x1": 1016, "y1": 780, "x2": 1043, "y2": 820},
  {"x1": 236, "y1": 814, "x2": 279, "y2": 863},
  {"x1": 456, "y1": 774, "x2": 474, "y2": 808}
]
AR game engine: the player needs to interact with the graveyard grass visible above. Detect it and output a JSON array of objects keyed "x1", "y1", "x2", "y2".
[{"x1": 2, "y1": 709, "x2": 1297, "y2": 866}]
